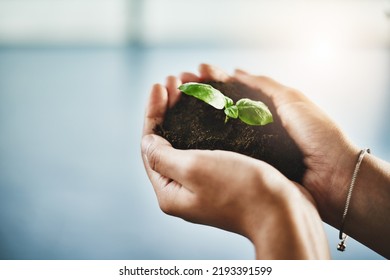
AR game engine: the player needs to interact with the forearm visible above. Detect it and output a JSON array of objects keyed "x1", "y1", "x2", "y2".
[
  {"x1": 321, "y1": 149, "x2": 390, "y2": 258},
  {"x1": 343, "y1": 154, "x2": 390, "y2": 257}
]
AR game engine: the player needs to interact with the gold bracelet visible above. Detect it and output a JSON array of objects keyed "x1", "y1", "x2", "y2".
[{"x1": 337, "y1": 148, "x2": 370, "y2": 252}]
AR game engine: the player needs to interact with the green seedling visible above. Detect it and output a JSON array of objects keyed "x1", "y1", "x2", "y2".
[{"x1": 178, "y1": 82, "x2": 273, "y2": 126}]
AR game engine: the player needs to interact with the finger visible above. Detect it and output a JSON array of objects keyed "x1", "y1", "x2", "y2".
[
  {"x1": 142, "y1": 133, "x2": 218, "y2": 191},
  {"x1": 140, "y1": 135, "x2": 196, "y2": 217},
  {"x1": 179, "y1": 72, "x2": 200, "y2": 83},
  {"x1": 141, "y1": 133, "x2": 181, "y2": 191},
  {"x1": 141, "y1": 134, "x2": 193, "y2": 187},
  {"x1": 155, "y1": 178, "x2": 196, "y2": 218},
  {"x1": 146, "y1": 166, "x2": 196, "y2": 217},
  {"x1": 198, "y1": 63, "x2": 230, "y2": 82},
  {"x1": 234, "y1": 68, "x2": 285, "y2": 93},
  {"x1": 143, "y1": 84, "x2": 168, "y2": 136},
  {"x1": 165, "y1": 75, "x2": 181, "y2": 108},
  {"x1": 234, "y1": 69, "x2": 307, "y2": 106}
]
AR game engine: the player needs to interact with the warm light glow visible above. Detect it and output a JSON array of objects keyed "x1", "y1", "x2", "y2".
[{"x1": 309, "y1": 39, "x2": 335, "y2": 62}]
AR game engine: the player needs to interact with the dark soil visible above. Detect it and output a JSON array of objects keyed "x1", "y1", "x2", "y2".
[{"x1": 155, "y1": 81, "x2": 306, "y2": 183}]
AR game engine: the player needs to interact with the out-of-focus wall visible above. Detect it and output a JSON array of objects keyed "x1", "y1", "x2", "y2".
[
  {"x1": 140, "y1": 0, "x2": 390, "y2": 48},
  {"x1": 0, "y1": 0, "x2": 130, "y2": 45},
  {"x1": 0, "y1": 0, "x2": 389, "y2": 48}
]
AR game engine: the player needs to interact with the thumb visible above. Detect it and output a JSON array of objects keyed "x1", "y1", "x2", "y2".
[{"x1": 141, "y1": 134, "x2": 183, "y2": 180}]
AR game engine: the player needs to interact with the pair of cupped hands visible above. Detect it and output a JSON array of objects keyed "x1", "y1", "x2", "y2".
[{"x1": 141, "y1": 64, "x2": 360, "y2": 259}]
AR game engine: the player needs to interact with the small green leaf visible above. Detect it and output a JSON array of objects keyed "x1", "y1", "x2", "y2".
[
  {"x1": 178, "y1": 82, "x2": 225, "y2": 109},
  {"x1": 224, "y1": 105, "x2": 238, "y2": 119},
  {"x1": 224, "y1": 96, "x2": 234, "y2": 108},
  {"x1": 236, "y1": 98, "x2": 273, "y2": 126},
  {"x1": 178, "y1": 82, "x2": 273, "y2": 126}
]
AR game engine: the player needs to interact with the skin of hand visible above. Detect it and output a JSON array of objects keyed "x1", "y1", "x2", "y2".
[
  {"x1": 229, "y1": 65, "x2": 390, "y2": 258},
  {"x1": 141, "y1": 69, "x2": 330, "y2": 259}
]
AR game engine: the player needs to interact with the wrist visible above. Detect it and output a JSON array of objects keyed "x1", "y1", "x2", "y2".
[
  {"x1": 247, "y1": 185, "x2": 330, "y2": 259},
  {"x1": 312, "y1": 142, "x2": 390, "y2": 257},
  {"x1": 339, "y1": 154, "x2": 390, "y2": 257},
  {"x1": 307, "y1": 139, "x2": 360, "y2": 228}
]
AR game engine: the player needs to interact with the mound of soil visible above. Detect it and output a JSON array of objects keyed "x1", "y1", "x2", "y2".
[{"x1": 155, "y1": 81, "x2": 306, "y2": 183}]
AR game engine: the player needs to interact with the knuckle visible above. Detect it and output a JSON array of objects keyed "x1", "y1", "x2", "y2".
[
  {"x1": 159, "y1": 200, "x2": 174, "y2": 215},
  {"x1": 158, "y1": 197, "x2": 179, "y2": 217},
  {"x1": 146, "y1": 143, "x2": 161, "y2": 172}
]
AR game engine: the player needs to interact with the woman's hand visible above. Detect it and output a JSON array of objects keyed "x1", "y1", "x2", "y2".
[
  {"x1": 230, "y1": 65, "x2": 390, "y2": 258},
  {"x1": 233, "y1": 68, "x2": 360, "y2": 226},
  {"x1": 141, "y1": 72, "x2": 330, "y2": 259}
]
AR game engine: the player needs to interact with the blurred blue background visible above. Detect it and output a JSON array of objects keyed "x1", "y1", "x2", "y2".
[{"x1": 0, "y1": 0, "x2": 389, "y2": 260}]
